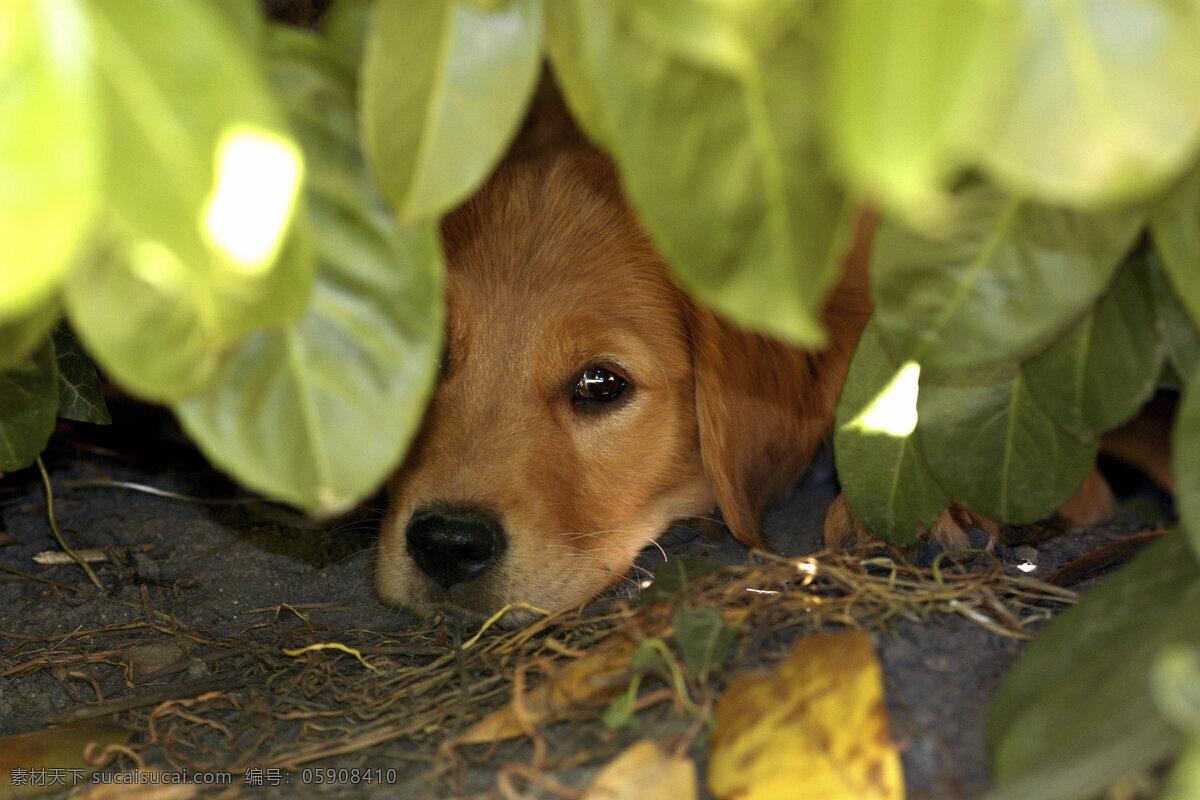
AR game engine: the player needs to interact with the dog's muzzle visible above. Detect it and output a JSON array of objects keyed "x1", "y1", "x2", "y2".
[{"x1": 404, "y1": 505, "x2": 507, "y2": 590}]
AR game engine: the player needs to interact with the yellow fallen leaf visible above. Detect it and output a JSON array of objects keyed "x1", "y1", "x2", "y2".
[
  {"x1": 582, "y1": 740, "x2": 697, "y2": 800},
  {"x1": 0, "y1": 720, "x2": 131, "y2": 799},
  {"x1": 708, "y1": 630, "x2": 903, "y2": 800},
  {"x1": 77, "y1": 772, "x2": 200, "y2": 800},
  {"x1": 457, "y1": 636, "x2": 637, "y2": 744}
]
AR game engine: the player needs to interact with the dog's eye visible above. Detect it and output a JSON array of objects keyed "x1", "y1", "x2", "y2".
[{"x1": 574, "y1": 366, "x2": 628, "y2": 407}]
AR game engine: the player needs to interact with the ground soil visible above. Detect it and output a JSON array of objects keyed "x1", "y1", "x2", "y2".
[{"x1": 0, "y1": 406, "x2": 1170, "y2": 799}]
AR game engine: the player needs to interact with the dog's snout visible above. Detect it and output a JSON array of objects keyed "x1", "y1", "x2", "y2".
[{"x1": 405, "y1": 507, "x2": 507, "y2": 590}]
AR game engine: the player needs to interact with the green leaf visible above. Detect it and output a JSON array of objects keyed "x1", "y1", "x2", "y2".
[
  {"x1": 68, "y1": 0, "x2": 312, "y2": 400},
  {"x1": 544, "y1": 0, "x2": 612, "y2": 148},
  {"x1": 833, "y1": 320, "x2": 949, "y2": 542},
  {"x1": 672, "y1": 605, "x2": 736, "y2": 679},
  {"x1": 209, "y1": 0, "x2": 264, "y2": 41},
  {"x1": 872, "y1": 185, "x2": 1144, "y2": 371},
  {"x1": 1174, "y1": 367, "x2": 1200, "y2": 560},
  {"x1": 1153, "y1": 165, "x2": 1200, "y2": 330},
  {"x1": 631, "y1": 638, "x2": 670, "y2": 673},
  {"x1": 977, "y1": 0, "x2": 1200, "y2": 205},
  {"x1": 360, "y1": 0, "x2": 543, "y2": 224},
  {"x1": 824, "y1": 0, "x2": 1017, "y2": 216},
  {"x1": 1149, "y1": 246, "x2": 1200, "y2": 380},
  {"x1": 175, "y1": 219, "x2": 441, "y2": 513},
  {"x1": 52, "y1": 328, "x2": 110, "y2": 425},
  {"x1": 640, "y1": 557, "x2": 721, "y2": 605},
  {"x1": 917, "y1": 365, "x2": 1097, "y2": 524},
  {"x1": 1022, "y1": 247, "x2": 1163, "y2": 441},
  {"x1": 0, "y1": 301, "x2": 60, "y2": 372},
  {"x1": 569, "y1": 0, "x2": 851, "y2": 347},
  {"x1": 601, "y1": 681, "x2": 642, "y2": 731},
  {"x1": 319, "y1": 0, "x2": 372, "y2": 80},
  {"x1": 987, "y1": 531, "x2": 1200, "y2": 800},
  {"x1": 1163, "y1": 736, "x2": 1200, "y2": 800},
  {"x1": 172, "y1": 29, "x2": 443, "y2": 514},
  {"x1": 1151, "y1": 644, "x2": 1200, "y2": 736},
  {"x1": 0, "y1": 0, "x2": 99, "y2": 321},
  {"x1": 0, "y1": 340, "x2": 59, "y2": 472}
]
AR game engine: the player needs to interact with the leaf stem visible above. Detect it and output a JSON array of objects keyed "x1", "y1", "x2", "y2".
[{"x1": 36, "y1": 456, "x2": 104, "y2": 590}]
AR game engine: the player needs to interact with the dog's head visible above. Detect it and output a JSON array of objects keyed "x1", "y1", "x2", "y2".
[{"x1": 376, "y1": 147, "x2": 870, "y2": 624}]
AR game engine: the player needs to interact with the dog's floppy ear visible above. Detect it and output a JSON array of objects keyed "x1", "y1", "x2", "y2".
[{"x1": 687, "y1": 213, "x2": 875, "y2": 550}]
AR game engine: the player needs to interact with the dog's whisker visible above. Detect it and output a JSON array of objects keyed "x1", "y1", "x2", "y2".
[
  {"x1": 642, "y1": 537, "x2": 668, "y2": 562},
  {"x1": 546, "y1": 571, "x2": 642, "y2": 593},
  {"x1": 560, "y1": 527, "x2": 646, "y2": 542},
  {"x1": 624, "y1": 564, "x2": 655, "y2": 581}
]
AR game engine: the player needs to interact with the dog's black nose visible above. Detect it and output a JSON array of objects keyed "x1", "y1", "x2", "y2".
[{"x1": 405, "y1": 507, "x2": 507, "y2": 589}]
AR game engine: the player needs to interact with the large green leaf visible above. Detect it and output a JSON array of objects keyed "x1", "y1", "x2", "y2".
[
  {"x1": 1022, "y1": 248, "x2": 1163, "y2": 441},
  {"x1": 833, "y1": 320, "x2": 948, "y2": 542},
  {"x1": 64, "y1": 237, "x2": 224, "y2": 400},
  {"x1": 360, "y1": 0, "x2": 542, "y2": 224},
  {"x1": 568, "y1": 0, "x2": 852, "y2": 347},
  {"x1": 0, "y1": 340, "x2": 59, "y2": 472},
  {"x1": 210, "y1": 0, "x2": 263, "y2": 41},
  {"x1": 1164, "y1": 737, "x2": 1200, "y2": 800},
  {"x1": 978, "y1": 0, "x2": 1200, "y2": 205},
  {"x1": 173, "y1": 28, "x2": 443, "y2": 514},
  {"x1": 1153, "y1": 165, "x2": 1200, "y2": 330},
  {"x1": 1175, "y1": 367, "x2": 1200, "y2": 560},
  {"x1": 987, "y1": 531, "x2": 1200, "y2": 800},
  {"x1": 917, "y1": 365, "x2": 1097, "y2": 523},
  {"x1": 1152, "y1": 644, "x2": 1200, "y2": 741},
  {"x1": 1154, "y1": 645, "x2": 1200, "y2": 800},
  {"x1": 823, "y1": 0, "x2": 1017, "y2": 217},
  {"x1": 1149, "y1": 247, "x2": 1200, "y2": 380},
  {"x1": 872, "y1": 185, "x2": 1144, "y2": 371},
  {"x1": 0, "y1": 0, "x2": 98, "y2": 321},
  {"x1": 320, "y1": 0, "x2": 372, "y2": 80},
  {"x1": 544, "y1": 0, "x2": 612, "y2": 148},
  {"x1": 0, "y1": 301, "x2": 60, "y2": 372},
  {"x1": 67, "y1": 0, "x2": 311, "y2": 400}
]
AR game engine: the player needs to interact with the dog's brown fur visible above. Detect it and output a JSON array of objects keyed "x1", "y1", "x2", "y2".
[{"x1": 376, "y1": 145, "x2": 873, "y2": 623}]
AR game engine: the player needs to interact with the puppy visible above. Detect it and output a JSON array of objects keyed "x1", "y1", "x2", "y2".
[{"x1": 375, "y1": 142, "x2": 873, "y2": 624}]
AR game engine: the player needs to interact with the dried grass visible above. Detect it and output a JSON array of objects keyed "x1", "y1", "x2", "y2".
[{"x1": 0, "y1": 545, "x2": 1073, "y2": 796}]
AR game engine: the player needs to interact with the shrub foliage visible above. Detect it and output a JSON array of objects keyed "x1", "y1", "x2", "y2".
[{"x1": 3, "y1": 2, "x2": 1200, "y2": 796}]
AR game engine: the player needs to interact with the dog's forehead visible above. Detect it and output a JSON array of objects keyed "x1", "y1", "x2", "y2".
[
  {"x1": 443, "y1": 150, "x2": 663, "y2": 278},
  {"x1": 440, "y1": 151, "x2": 688, "y2": 360},
  {"x1": 443, "y1": 260, "x2": 685, "y2": 373}
]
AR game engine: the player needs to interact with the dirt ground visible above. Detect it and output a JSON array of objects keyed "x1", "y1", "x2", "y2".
[{"x1": 0, "y1": 405, "x2": 1170, "y2": 799}]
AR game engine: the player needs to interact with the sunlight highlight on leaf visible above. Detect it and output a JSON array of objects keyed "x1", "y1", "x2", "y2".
[
  {"x1": 851, "y1": 360, "x2": 920, "y2": 437},
  {"x1": 172, "y1": 28, "x2": 441, "y2": 513},
  {"x1": 126, "y1": 241, "x2": 187, "y2": 295},
  {"x1": 833, "y1": 320, "x2": 948, "y2": 541},
  {"x1": 68, "y1": 0, "x2": 315, "y2": 400},
  {"x1": 202, "y1": 125, "x2": 303, "y2": 274}
]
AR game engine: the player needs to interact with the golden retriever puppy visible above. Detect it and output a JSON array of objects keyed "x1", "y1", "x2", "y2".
[{"x1": 375, "y1": 143, "x2": 873, "y2": 624}]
